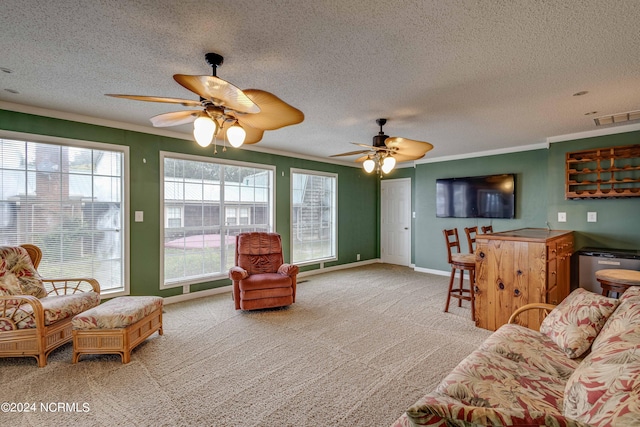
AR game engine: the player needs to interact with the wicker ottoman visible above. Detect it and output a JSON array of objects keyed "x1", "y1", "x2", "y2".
[{"x1": 72, "y1": 296, "x2": 163, "y2": 364}]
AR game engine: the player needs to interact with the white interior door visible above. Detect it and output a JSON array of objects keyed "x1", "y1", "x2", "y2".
[{"x1": 381, "y1": 178, "x2": 411, "y2": 266}]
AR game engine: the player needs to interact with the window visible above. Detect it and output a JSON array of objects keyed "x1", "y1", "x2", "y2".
[
  {"x1": 161, "y1": 152, "x2": 274, "y2": 288},
  {"x1": 0, "y1": 137, "x2": 128, "y2": 294},
  {"x1": 291, "y1": 169, "x2": 337, "y2": 264},
  {"x1": 166, "y1": 207, "x2": 183, "y2": 228}
]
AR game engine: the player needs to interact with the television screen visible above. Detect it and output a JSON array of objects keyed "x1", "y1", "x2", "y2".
[{"x1": 436, "y1": 174, "x2": 515, "y2": 218}]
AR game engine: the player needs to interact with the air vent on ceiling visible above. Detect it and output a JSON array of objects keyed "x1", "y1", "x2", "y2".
[{"x1": 594, "y1": 110, "x2": 640, "y2": 126}]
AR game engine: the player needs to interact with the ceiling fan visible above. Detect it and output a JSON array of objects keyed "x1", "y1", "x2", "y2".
[
  {"x1": 331, "y1": 118, "x2": 433, "y2": 174},
  {"x1": 106, "y1": 52, "x2": 304, "y2": 149}
]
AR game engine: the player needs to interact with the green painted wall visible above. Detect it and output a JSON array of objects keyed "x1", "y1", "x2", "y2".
[
  {"x1": 406, "y1": 131, "x2": 639, "y2": 273},
  {"x1": 0, "y1": 109, "x2": 380, "y2": 297},
  {"x1": 2, "y1": 108, "x2": 638, "y2": 292},
  {"x1": 412, "y1": 149, "x2": 550, "y2": 272},
  {"x1": 546, "y1": 130, "x2": 640, "y2": 250}
]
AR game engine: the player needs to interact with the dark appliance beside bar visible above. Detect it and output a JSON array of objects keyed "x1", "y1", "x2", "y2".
[{"x1": 575, "y1": 247, "x2": 640, "y2": 295}]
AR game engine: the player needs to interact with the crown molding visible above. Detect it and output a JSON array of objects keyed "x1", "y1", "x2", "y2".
[
  {"x1": 0, "y1": 101, "x2": 357, "y2": 168},
  {"x1": 546, "y1": 122, "x2": 640, "y2": 144},
  {"x1": 4, "y1": 101, "x2": 639, "y2": 168},
  {"x1": 417, "y1": 142, "x2": 549, "y2": 164}
]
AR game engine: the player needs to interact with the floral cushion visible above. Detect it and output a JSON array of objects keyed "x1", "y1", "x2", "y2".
[
  {"x1": 479, "y1": 323, "x2": 579, "y2": 380},
  {"x1": 563, "y1": 298, "x2": 640, "y2": 426},
  {"x1": 619, "y1": 285, "x2": 640, "y2": 302},
  {"x1": 434, "y1": 350, "x2": 567, "y2": 413},
  {"x1": 0, "y1": 292, "x2": 100, "y2": 330},
  {"x1": 403, "y1": 392, "x2": 589, "y2": 427},
  {"x1": 0, "y1": 246, "x2": 46, "y2": 298},
  {"x1": 539, "y1": 288, "x2": 619, "y2": 359},
  {"x1": 402, "y1": 338, "x2": 584, "y2": 427},
  {"x1": 72, "y1": 296, "x2": 163, "y2": 329}
]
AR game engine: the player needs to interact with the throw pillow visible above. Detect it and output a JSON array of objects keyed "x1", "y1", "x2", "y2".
[
  {"x1": 563, "y1": 298, "x2": 640, "y2": 426},
  {"x1": 0, "y1": 273, "x2": 22, "y2": 295},
  {"x1": 620, "y1": 285, "x2": 640, "y2": 302},
  {"x1": 0, "y1": 246, "x2": 47, "y2": 299},
  {"x1": 539, "y1": 288, "x2": 619, "y2": 359}
]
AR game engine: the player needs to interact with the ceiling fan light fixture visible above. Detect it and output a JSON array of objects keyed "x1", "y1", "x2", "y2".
[
  {"x1": 227, "y1": 123, "x2": 247, "y2": 148},
  {"x1": 193, "y1": 116, "x2": 217, "y2": 147},
  {"x1": 381, "y1": 156, "x2": 396, "y2": 174},
  {"x1": 363, "y1": 158, "x2": 376, "y2": 173}
]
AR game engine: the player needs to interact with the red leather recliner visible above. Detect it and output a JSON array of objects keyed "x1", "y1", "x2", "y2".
[{"x1": 228, "y1": 232, "x2": 299, "y2": 310}]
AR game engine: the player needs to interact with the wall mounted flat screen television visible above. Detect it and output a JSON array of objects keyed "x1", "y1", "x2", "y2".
[{"x1": 436, "y1": 174, "x2": 515, "y2": 218}]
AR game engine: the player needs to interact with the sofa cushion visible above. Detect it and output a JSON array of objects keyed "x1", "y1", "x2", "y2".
[
  {"x1": 405, "y1": 392, "x2": 590, "y2": 427},
  {"x1": 480, "y1": 323, "x2": 579, "y2": 380},
  {"x1": 435, "y1": 349, "x2": 567, "y2": 415},
  {"x1": 539, "y1": 288, "x2": 619, "y2": 359},
  {"x1": 0, "y1": 246, "x2": 47, "y2": 298},
  {"x1": 619, "y1": 285, "x2": 640, "y2": 302},
  {"x1": 563, "y1": 297, "x2": 640, "y2": 426}
]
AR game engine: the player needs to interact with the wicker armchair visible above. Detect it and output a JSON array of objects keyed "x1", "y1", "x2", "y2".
[{"x1": 0, "y1": 244, "x2": 101, "y2": 367}]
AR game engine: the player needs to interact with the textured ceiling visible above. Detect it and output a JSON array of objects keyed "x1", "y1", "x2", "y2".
[{"x1": 1, "y1": 0, "x2": 640, "y2": 165}]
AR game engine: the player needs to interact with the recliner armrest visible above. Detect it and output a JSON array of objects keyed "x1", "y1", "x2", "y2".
[
  {"x1": 229, "y1": 266, "x2": 249, "y2": 281},
  {"x1": 277, "y1": 263, "x2": 299, "y2": 277}
]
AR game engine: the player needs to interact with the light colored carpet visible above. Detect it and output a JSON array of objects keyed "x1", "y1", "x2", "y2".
[{"x1": 0, "y1": 263, "x2": 491, "y2": 426}]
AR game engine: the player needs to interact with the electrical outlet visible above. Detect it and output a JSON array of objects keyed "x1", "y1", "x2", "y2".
[
  {"x1": 356, "y1": 253, "x2": 361, "y2": 261},
  {"x1": 135, "y1": 211, "x2": 144, "y2": 222},
  {"x1": 558, "y1": 212, "x2": 567, "y2": 222},
  {"x1": 587, "y1": 212, "x2": 597, "y2": 222}
]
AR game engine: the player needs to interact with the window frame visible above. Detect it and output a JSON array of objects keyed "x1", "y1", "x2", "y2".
[
  {"x1": 290, "y1": 168, "x2": 338, "y2": 266},
  {"x1": 0, "y1": 131, "x2": 130, "y2": 297},
  {"x1": 160, "y1": 150, "x2": 275, "y2": 289}
]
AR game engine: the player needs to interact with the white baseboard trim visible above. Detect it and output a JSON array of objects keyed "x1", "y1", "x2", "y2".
[
  {"x1": 413, "y1": 266, "x2": 450, "y2": 277},
  {"x1": 298, "y1": 258, "x2": 381, "y2": 279},
  {"x1": 163, "y1": 259, "x2": 383, "y2": 305},
  {"x1": 163, "y1": 285, "x2": 232, "y2": 305}
]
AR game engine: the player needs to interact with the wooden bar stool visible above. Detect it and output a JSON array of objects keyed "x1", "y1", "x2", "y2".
[
  {"x1": 443, "y1": 228, "x2": 476, "y2": 320},
  {"x1": 595, "y1": 269, "x2": 640, "y2": 298},
  {"x1": 464, "y1": 226, "x2": 478, "y2": 253}
]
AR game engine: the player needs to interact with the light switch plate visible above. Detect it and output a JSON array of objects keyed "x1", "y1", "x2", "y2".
[
  {"x1": 134, "y1": 211, "x2": 144, "y2": 222},
  {"x1": 558, "y1": 212, "x2": 567, "y2": 222},
  {"x1": 587, "y1": 211, "x2": 597, "y2": 222}
]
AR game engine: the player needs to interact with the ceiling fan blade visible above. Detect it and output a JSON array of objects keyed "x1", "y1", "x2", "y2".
[
  {"x1": 236, "y1": 89, "x2": 304, "y2": 130},
  {"x1": 385, "y1": 137, "x2": 434, "y2": 161},
  {"x1": 351, "y1": 142, "x2": 386, "y2": 150},
  {"x1": 150, "y1": 110, "x2": 201, "y2": 127},
  {"x1": 217, "y1": 122, "x2": 264, "y2": 145},
  {"x1": 329, "y1": 150, "x2": 371, "y2": 157},
  {"x1": 355, "y1": 155, "x2": 370, "y2": 163},
  {"x1": 173, "y1": 75, "x2": 260, "y2": 114},
  {"x1": 106, "y1": 94, "x2": 201, "y2": 107}
]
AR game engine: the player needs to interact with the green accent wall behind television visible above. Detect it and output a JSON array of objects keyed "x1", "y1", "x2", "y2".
[{"x1": 402, "y1": 130, "x2": 640, "y2": 273}]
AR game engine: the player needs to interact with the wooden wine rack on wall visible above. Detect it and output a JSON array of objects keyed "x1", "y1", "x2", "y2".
[{"x1": 565, "y1": 144, "x2": 640, "y2": 199}]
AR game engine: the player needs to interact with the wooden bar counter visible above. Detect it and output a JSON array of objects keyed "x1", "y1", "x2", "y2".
[{"x1": 474, "y1": 228, "x2": 574, "y2": 331}]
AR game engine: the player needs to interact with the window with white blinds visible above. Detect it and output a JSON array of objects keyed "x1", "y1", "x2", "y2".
[
  {"x1": 161, "y1": 152, "x2": 274, "y2": 288},
  {"x1": 291, "y1": 169, "x2": 337, "y2": 264},
  {"x1": 0, "y1": 138, "x2": 127, "y2": 294}
]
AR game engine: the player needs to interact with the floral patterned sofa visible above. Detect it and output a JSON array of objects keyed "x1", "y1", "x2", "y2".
[
  {"x1": 0, "y1": 245, "x2": 101, "y2": 367},
  {"x1": 392, "y1": 287, "x2": 640, "y2": 427}
]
